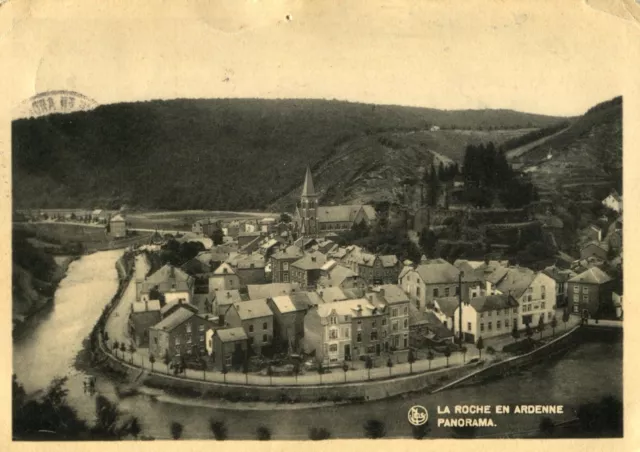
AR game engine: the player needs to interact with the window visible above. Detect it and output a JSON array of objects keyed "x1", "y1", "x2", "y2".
[
  {"x1": 582, "y1": 287, "x2": 589, "y2": 295},
  {"x1": 488, "y1": 311, "x2": 492, "y2": 317},
  {"x1": 416, "y1": 287, "x2": 421, "y2": 297},
  {"x1": 344, "y1": 315, "x2": 350, "y2": 322},
  {"x1": 467, "y1": 322, "x2": 472, "y2": 332},
  {"x1": 416, "y1": 300, "x2": 420, "y2": 309},
  {"x1": 541, "y1": 286, "x2": 546, "y2": 300},
  {"x1": 330, "y1": 316, "x2": 337, "y2": 325},
  {"x1": 488, "y1": 322, "x2": 493, "y2": 331},
  {"x1": 263, "y1": 322, "x2": 268, "y2": 330},
  {"x1": 262, "y1": 334, "x2": 268, "y2": 343},
  {"x1": 480, "y1": 323, "x2": 484, "y2": 332},
  {"x1": 403, "y1": 334, "x2": 408, "y2": 348},
  {"x1": 480, "y1": 312, "x2": 484, "y2": 318},
  {"x1": 370, "y1": 331, "x2": 378, "y2": 341},
  {"x1": 573, "y1": 286, "x2": 579, "y2": 294},
  {"x1": 372, "y1": 320, "x2": 376, "y2": 328},
  {"x1": 497, "y1": 320, "x2": 501, "y2": 330},
  {"x1": 356, "y1": 332, "x2": 362, "y2": 343},
  {"x1": 357, "y1": 320, "x2": 362, "y2": 330},
  {"x1": 445, "y1": 287, "x2": 450, "y2": 296},
  {"x1": 513, "y1": 308, "x2": 518, "y2": 314},
  {"x1": 382, "y1": 317, "x2": 387, "y2": 326},
  {"x1": 175, "y1": 338, "x2": 181, "y2": 345},
  {"x1": 186, "y1": 323, "x2": 192, "y2": 333},
  {"x1": 573, "y1": 294, "x2": 579, "y2": 303},
  {"x1": 392, "y1": 308, "x2": 398, "y2": 317},
  {"x1": 573, "y1": 303, "x2": 579, "y2": 313},
  {"x1": 392, "y1": 321, "x2": 399, "y2": 332},
  {"x1": 283, "y1": 274, "x2": 289, "y2": 282},
  {"x1": 433, "y1": 288, "x2": 439, "y2": 297},
  {"x1": 329, "y1": 328, "x2": 338, "y2": 339},
  {"x1": 249, "y1": 325, "x2": 254, "y2": 333},
  {"x1": 403, "y1": 318, "x2": 409, "y2": 329},
  {"x1": 198, "y1": 325, "x2": 205, "y2": 332},
  {"x1": 582, "y1": 295, "x2": 589, "y2": 303},
  {"x1": 200, "y1": 336, "x2": 204, "y2": 342},
  {"x1": 403, "y1": 306, "x2": 408, "y2": 315},
  {"x1": 541, "y1": 302, "x2": 546, "y2": 310},
  {"x1": 283, "y1": 262, "x2": 289, "y2": 271},
  {"x1": 548, "y1": 312, "x2": 553, "y2": 320},
  {"x1": 344, "y1": 328, "x2": 350, "y2": 338},
  {"x1": 455, "y1": 286, "x2": 460, "y2": 295},
  {"x1": 329, "y1": 344, "x2": 338, "y2": 353},
  {"x1": 505, "y1": 319, "x2": 509, "y2": 328},
  {"x1": 383, "y1": 330, "x2": 387, "y2": 338}
]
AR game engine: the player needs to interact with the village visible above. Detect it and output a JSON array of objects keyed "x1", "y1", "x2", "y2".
[{"x1": 24, "y1": 165, "x2": 613, "y2": 386}]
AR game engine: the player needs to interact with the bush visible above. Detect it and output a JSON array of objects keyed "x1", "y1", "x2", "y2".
[
  {"x1": 502, "y1": 339, "x2": 536, "y2": 355},
  {"x1": 363, "y1": 419, "x2": 386, "y2": 439},
  {"x1": 486, "y1": 346, "x2": 496, "y2": 354},
  {"x1": 309, "y1": 427, "x2": 331, "y2": 440}
]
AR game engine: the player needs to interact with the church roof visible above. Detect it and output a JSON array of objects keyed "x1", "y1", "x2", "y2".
[{"x1": 302, "y1": 166, "x2": 316, "y2": 197}]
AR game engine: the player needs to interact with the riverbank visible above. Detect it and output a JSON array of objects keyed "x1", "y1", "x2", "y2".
[{"x1": 12, "y1": 252, "x2": 81, "y2": 338}]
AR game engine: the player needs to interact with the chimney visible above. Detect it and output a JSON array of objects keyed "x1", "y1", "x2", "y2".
[
  {"x1": 357, "y1": 304, "x2": 362, "y2": 316},
  {"x1": 379, "y1": 288, "x2": 385, "y2": 297},
  {"x1": 597, "y1": 229, "x2": 602, "y2": 242},
  {"x1": 485, "y1": 280, "x2": 491, "y2": 295},
  {"x1": 311, "y1": 256, "x2": 316, "y2": 262},
  {"x1": 227, "y1": 291, "x2": 231, "y2": 298}
]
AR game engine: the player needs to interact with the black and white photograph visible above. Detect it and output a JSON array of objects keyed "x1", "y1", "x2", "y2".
[{"x1": 5, "y1": 0, "x2": 636, "y2": 444}]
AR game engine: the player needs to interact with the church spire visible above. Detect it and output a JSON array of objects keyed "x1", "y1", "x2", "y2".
[{"x1": 301, "y1": 166, "x2": 316, "y2": 197}]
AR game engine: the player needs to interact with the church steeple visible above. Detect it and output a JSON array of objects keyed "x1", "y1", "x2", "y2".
[
  {"x1": 302, "y1": 166, "x2": 316, "y2": 197},
  {"x1": 300, "y1": 165, "x2": 319, "y2": 237}
]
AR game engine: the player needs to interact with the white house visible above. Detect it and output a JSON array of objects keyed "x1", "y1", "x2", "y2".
[
  {"x1": 602, "y1": 191, "x2": 622, "y2": 213},
  {"x1": 453, "y1": 293, "x2": 520, "y2": 342}
]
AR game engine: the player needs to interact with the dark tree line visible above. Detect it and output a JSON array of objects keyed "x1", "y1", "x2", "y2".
[{"x1": 461, "y1": 142, "x2": 538, "y2": 208}]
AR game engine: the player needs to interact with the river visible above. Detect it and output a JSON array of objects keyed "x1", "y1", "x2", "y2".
[{"x1": 13, "y1": 250, "x2": 623, "y2": 440}]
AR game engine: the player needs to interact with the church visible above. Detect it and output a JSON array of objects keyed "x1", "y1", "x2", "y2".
[{"x1": 293, "y1": 166, "x2": 377, "y2": 237}]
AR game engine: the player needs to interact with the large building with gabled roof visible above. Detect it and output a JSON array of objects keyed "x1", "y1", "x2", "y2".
[{"x1": 293, "y1": 166, "x2": 377, "y2": 238}]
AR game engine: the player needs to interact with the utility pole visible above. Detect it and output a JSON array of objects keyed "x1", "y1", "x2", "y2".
[{"x1": 458, "y1": 271, "x2": 464, "y2": 345}]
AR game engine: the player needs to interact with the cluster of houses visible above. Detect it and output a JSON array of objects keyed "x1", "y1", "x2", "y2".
[{"x1": 125, "y1": 167, "x2": 622, "y2": 372}]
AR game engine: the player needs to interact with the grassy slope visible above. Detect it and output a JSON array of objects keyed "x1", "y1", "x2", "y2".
[
  {"x1": 512, "y1": 97, "x2": 622, "y2": 199},
  {"x1": 12, "y1": 98, "x2": 564, "y2": 211}
]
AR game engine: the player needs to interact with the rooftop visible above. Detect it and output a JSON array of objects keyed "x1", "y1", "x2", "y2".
[
  {"x1": 216, "y1": 327, "x2": 248, "y2": 343},
  {"x1": 233, "y1": 298, "x2": 273, "y2": 320},
  {"x1": 569, "y1": 267, "x2": 612, "y2": 285},
  {"x1": 270, "y1": 295, "x2": 306, "y2": 314},
  {"x1": 152, "y1": 309, "x2": 195, "y2": 332},
  {"x1": 214, "y1": 289, "x2": 243, "y2": 305},
  {"x1": 317, "y1": 286, "x2": 348, "y2": 303},
  {"x1": 292, "y1": 251, "x2": 327, "y2": 270},
  {"x1": 316, "y1": 205, "x2": 376, "y2": 223},
  {"x1": 247, "y1": 283, "x2": 300, "y2": 300},
  {"x1": 132, "y1": 300, "x2": 161, "y2": 313},
  {"x1": 317, "y1": 297, "x2": 386, "y2": 318},
  {"x1": 469, "y1": 294, "x2": 518, "y2": 313},
  {"x1": 272, "y1": 245, "x2": 304, "y2": 260}
]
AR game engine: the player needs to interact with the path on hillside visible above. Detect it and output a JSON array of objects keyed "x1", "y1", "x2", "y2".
[{"x1": 505, "y1": 126, "x2": 571, "y2": 160}]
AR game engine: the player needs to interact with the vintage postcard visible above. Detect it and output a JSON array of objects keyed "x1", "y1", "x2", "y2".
[{"x1": 2, "y1": 0, "x2": 639, "y2": 448}]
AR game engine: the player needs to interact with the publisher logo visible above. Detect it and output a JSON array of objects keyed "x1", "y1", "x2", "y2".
[{"x1": 408, "y1": 405, "x2": 429, "y2": 426}]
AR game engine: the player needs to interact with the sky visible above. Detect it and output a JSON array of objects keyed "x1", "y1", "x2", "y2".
[{"x1": 5, "y1": 0, "x2": 640, "y2": 117}]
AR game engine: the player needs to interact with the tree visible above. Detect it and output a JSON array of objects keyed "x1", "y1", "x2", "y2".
[
  {"x1": 365, "y1": 356, "x2": 373, "y2": 380},
  {"x1": 427, "y1": 349, "x2": 435, "y2": 370},
  {"x1": 476, "y1": 337, "x2": 484, "y2": 360},
  {"x1": 562, "y1": 308, "x2": 570, "y2": 330},
  {"x1": 539, "y1": 417, "x2": 555, "y2": 437},
  {"x1": 200, "y1": 357, "x2": 207, "y2": 380},
  {"x1": 537, "y1": 316, "x2": 546, "y2": 340},
  {"x1": 209, "y1": 419, "x2": 228, "y2": 440},
  {"x1": 317, "y1": 361, "x2": 324, "y2": 384},
  {"x1": 170, "y1": 421, "x2": 183, "y2": 440},
  {"x1": 550, "y1": 316, "x2": 558, "y2": 337},
  {"x1": 342, "y1": 361, "x2": 349, "y2": 383},
  {"x1": 412, "y1": 421, "x2": 431, "y2": 439},
  {"x1": 386, "y1": 357, "x2": 393, "y2": 377},
  {"x1": 407, "y1": 349, "x2": 416, "y2": 374},
  {"x1": 119, "y1": 342, "x2": 126, "y2": 359},
  {"x1": 149, "y1": 354, "x2": 156, "y2": 372},
  {"x1": 267, "y1": 363, "x2": 274, "y2": 385},
  {"x1": 94, "y1": 395, "x2": 121, "y2": 438},
  {"x1": 211, "y1": 229, "x2": 224, "y2": 246},
  {"x1": 243, "y1": 358, "x2": 250, "y2": 384},
  {"x1": 103, "y1": 331, "x2": 109, "y2": 343},
  {"x1": 419, "y1": 228, "x2": 438, "y2": 258},
  {"x1": 128, "y1": 344, "x2": 136, "y2": 364},
  {"x1": 460, "y1": 346, "x2": 467, "y2": 364},
  {"x1": 443, "y1": 346, "x2": 451, "y2": 367},
  {"x1": 525, "y1": 323, "x2": 534, "y2": 341},
  {"x1": 256, "y1": 426, "x2": 271, "y2": 440},
  {"x1": 279, "y1": 213, "x2": 292, "y2": 223},
  {"x1": 221, "y1": 362, "x2": 228, "y2": 383},
  {"x1": 363, "y1": 419, "x2": 386, "y2": 439},
  {"x1": 511, "y1": 323, "x2": 520, "y2": 342},
  {"x1": 112, "y1": 340, "x2": 119, "y2": 358},
  {"x1": 309, "y1": 427, "x2": 331, "y2": 440},
  {"x1": 128, "y1": 417, "x2": 141, "y2": 439},
  {"x1": 163, "y1": 350, "x2": 171, "y2": 373}
]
